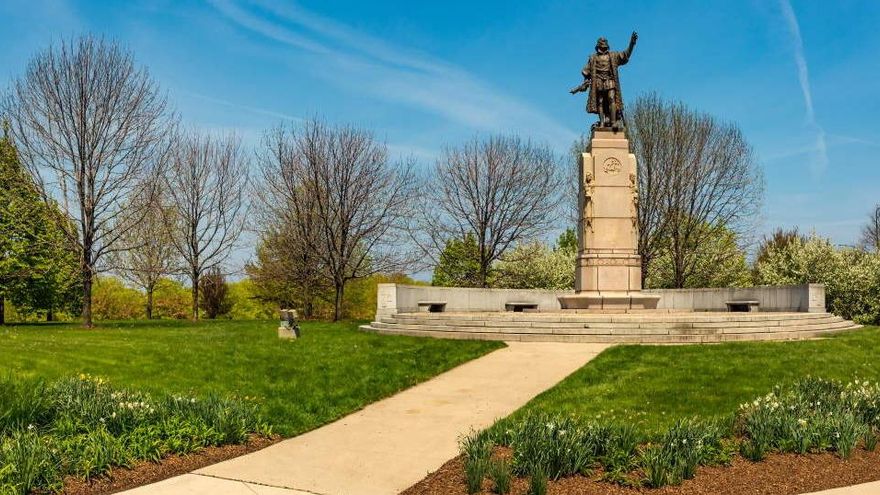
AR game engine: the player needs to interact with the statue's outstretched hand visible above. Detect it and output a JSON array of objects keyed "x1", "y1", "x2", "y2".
[{"x1": 631, "y1": 31, "x2": 638, "y2": 43}]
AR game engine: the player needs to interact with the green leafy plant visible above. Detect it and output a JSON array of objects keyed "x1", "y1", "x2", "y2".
[
  {"x1": 527, "y1": 467, "x2": 547, "y2": 495},
  {"x1": 864, "y1": 428, "x2": 878, "y2": 451},
  {"x1": 0, "y1": 374, "x2": 270, "y2": 494},
  {"x1": 488, "y1": 459, "x2": 512, "y2": 494},
  {"x1": 464, "y1": 456, "x2": 487, "y2": 494},
  {"x1": 460, "y1": 430, "x2": 491, "y2": 494},
  {"x1": 640, "y1": 444, "x2": 671, "y2": 488}
]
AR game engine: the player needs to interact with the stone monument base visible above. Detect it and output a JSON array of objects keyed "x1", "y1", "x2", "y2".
[{"x1": 557, "y1": 291, "x2": 661, "y2": 310}]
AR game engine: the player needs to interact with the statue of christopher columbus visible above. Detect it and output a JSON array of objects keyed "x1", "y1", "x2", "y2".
[{"x1": 570, "y1": 31, "x2": 638, "y2": 130}]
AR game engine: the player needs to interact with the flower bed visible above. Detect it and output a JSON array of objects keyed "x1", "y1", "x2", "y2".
[
  {"x1": 0, "y1": 374, "x2": 270, "y2": 494},
  {"x1": 453, "y1": 377, "x2": 880, "y2": 494}
]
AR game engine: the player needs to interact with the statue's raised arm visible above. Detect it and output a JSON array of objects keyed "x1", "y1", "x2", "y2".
[{"x1": 624, "y1": 31, "x2": 638, "y2": 60}]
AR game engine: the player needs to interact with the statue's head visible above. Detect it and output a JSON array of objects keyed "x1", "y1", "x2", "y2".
[{"x1": 595, "y1": 37, "x2": 609, "y2": 54}]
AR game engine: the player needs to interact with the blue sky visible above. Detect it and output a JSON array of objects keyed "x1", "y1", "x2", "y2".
[{"x1": 3, "y1": 0, "x2": 879, "y2": 269}]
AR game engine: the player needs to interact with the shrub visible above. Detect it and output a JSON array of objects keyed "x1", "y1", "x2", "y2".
[
  {"x1": 0, "y1": 377, "x2": 52, "y2": 435},
  {"x1": 754, "y1": 234, "x2": 880, "y2": 324},
  {"x1": 638, "y1": 419, "x2": 724, "y2": 487},
  {"x1": 0, "y1": 374, "x2": 270, "y2": 493},
  {"x1": 527, "y1": 467, "x2": 547, "y2": 495},
  {"x1": 488, "y1": 459, "x2": 512, "y2": 494},
  {"x1": 736, "y1": 377, "x2": 880, "y2": 459},
  {"x1": 505, "y1": 414, "x2": 598, "y2": 479},
  {"x1": 465, "y1": 377, "x2": 880, "y2": 489},
  {"x1": 640, "y1": 443, "x2": 671, "y2": 488},
  {"x1": 1, "y1": 428, "x2": 60, "y2": 495},
  {"x1": 199, "y1": 268, "x2": 232, "y2": 319},
  {"x1": 90, "y1": 276, "x2": 143, "y2": 321},
  {"x1": 460, "y1": 430, "x2": 491, "y2": 494},
  {"x1": 491, "y1": 234, "x2": 576, "y2": 290},
  {"x1": 463, "y1": 456, "x2": 486, "y2": 494},
  {"x1": 152, "y1": 278, "x2": 190, "y2": 319},
  {"x1": 865, "y1": 428, "x2": 878, "y2": 451}
]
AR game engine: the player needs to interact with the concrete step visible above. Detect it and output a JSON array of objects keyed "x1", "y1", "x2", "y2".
[
  {"x1": 370, "y1": 319, "x2": 856, "y2": 337},
  {"x1": 359, "y1": 324, "x2": 862, "y2": 344},
  {"x1": 387, "y1": 312, "x2": 838, "y2": 325},
  {"x1": 382, "y1": 315, "x2": 845, "y2": 331}
]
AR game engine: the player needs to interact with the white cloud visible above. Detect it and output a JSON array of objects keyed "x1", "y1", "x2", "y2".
[
  {"x1": 179, "y1": 89, "x2": 301, "y2": 122},
  {"x1": 207, "y1": 0, "x2": 577, "y2": 150},
  {"x1": 778, "y1": 0, "x2": 828, "y2": 175}
]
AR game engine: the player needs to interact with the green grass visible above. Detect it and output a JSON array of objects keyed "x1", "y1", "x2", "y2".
[
  {"x1": 0, "y1": 319, "x2": 503, "y2": 436},
  {"x1": 505, "y1": 327, "x2": 880, "y2": 436}
]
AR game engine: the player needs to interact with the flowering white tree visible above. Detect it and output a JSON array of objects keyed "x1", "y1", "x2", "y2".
[{"x1": 754, "y1": 234, "x2": 880, "y2": 324}]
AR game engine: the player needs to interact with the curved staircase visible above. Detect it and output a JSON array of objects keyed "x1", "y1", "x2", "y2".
[{"x1": 359, "y1": 311, "x2": 861, "y2": 344}]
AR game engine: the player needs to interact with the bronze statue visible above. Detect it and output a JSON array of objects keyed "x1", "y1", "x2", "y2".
[{"x1": 570, "y1": 32, "x2": 638, "y2": 130}]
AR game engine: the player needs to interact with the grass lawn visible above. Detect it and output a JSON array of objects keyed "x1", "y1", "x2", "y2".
[
  {"x1": 0, "y1": 319, "x2": 503, "y2": 436},
  {"x1": 504, "y1": 326, "x2": 880, "y2": 436}
]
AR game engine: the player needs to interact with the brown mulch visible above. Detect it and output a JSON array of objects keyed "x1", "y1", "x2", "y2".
[
  {"x1": 60, "y1": 435, "x2": 280, "y2": 495},
  {"x1": 402, "y1": 449, "x2": 880, "y2": 495}
]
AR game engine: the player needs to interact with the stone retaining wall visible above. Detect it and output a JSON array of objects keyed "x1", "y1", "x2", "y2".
[{"x1": 375, "y1": 283, "x2": 826, "y2": 317}]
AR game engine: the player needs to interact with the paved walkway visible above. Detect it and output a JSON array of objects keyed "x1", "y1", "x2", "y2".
[
  {"x1": 122, "y1": 342, "x2": 608, "y2": 495},
  {"x1": 802, "y1": 481, "x2": 880, "y2": 494}
]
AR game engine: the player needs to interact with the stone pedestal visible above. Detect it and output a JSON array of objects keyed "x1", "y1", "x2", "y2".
[{"x1": 558, "y1": 128, "x2": 659, "y2": 310}]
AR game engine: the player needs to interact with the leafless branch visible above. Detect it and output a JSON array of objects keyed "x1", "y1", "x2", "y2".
[
  {"x1": 411, "y1": 135, "x2": 565, "y2": 287},
  {"x1": 162, "y1": 130, "x2": 249, "y2": 320},
  {"x1": 4, "y1": 35, "x2": 173, "y2": 327}
]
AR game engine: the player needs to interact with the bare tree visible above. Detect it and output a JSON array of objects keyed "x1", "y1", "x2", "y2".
[
  {"x1": 257, "y1": 119, "x2": 417, "y2": 321},
  {"x1": 251, "y1": 125, "x2": 331, "y2": 318},
  {"x1": 628, "y1": 93, "x2": 764, "y2": 287},
  {"x1": 107, "y1": 190, "x2": 179, "y2": 319},
  {"x1": 5, "y1": 35, "x2": 172, "y2": 327},
  {"x1": 412, "y1": 135, "x2": 565, "y2": 287},
  {"x1": 163, "y1": 131, "x2": 248, "y2": 320},
  {"x1": 861, "y1": 204, "x2": 880, "y2": 252}
]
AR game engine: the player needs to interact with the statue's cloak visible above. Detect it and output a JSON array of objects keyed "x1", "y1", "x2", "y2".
[{"x1": 582, "y1": 50, "x2": 630, "y2": 117}]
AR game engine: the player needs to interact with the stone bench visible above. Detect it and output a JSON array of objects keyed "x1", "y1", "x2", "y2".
[
  {"x1": 504, "y1": 302, "x2": 539, "y2": 312},
  {"x1": 417, "y1": 301, "x2": 447, "y2": 313},
  {"x1": 726, "y1": 300, "x2": 760, "y2": 312}
]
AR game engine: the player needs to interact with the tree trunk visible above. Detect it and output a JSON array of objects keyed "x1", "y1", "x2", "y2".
[
  {"x1": 333, "y1": 283, "x2": 344, "y2": 322},
  {"x1": 191, "y1": 271, "x2": 200, "y2": 321},
  {"x1": 0, "y1": 297, "x2": 5, "y2": 325},
  {"x1": 82, "y1": 269, "x2": 93, "y2": 328},
  {"x1": 146, "y1": 288, "x2": 154, "y2": 320},
  {"x1": 47, "y1": 307, "x2": 54, "y2": 322},
  {"x1": 81, "y1": 241, "x2": 94, "y2": 327}
]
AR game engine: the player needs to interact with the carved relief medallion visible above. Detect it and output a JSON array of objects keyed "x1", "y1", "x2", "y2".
[{"x1": 602, "y1": 157, "x2": 622, "y2": 175}]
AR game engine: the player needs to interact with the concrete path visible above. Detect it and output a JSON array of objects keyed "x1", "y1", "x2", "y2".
[
  {"x1": 802, "y1": 481, "x2": 880, "y2": 494},
  {"x1": 122, "y1": 342, "x2": 608, "y2": 495}
]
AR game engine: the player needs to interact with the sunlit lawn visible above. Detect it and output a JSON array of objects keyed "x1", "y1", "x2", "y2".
[
  {"x1": 0, "y1": 319, "x2": 503, "y2": 436},
  {"x1": 505, "y1": 326, "x2": 880, "y2": 436}
]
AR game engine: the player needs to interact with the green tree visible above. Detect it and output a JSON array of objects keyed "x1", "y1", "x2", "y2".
[
  {"x1": 0, "y1": 125, "x2": 80, "y2": 324},
  {"x1": 245, "y1": 228, "x2": 331, "y2": 319},
  {"x1": 227, "y1": 279, "x2": 277, "y2": 320},
  {"x1": 199, "y1": 268, "x2": 232, "y2": 319},
  {"x1": 645, "y1": 223, "x2": 751, "y2": 289},
  {"x1": 755, "y1": 234, "x2": 880, "y2": 324},
  {"x1": 556, "y1": 228, "x2": 577, "y2": 253},
  {"x1": 432, "y1": 234, "x2": 482, "y2": 287},
  {"x1": 91, "y1": 276, "x2": 143, "y2": 321},
  {"x1": 152, "y1": 278, "x2": 191, "y2": 319},
  {"x1": 491, "y1": 232, "x2": 577, "y2": 290}
]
